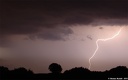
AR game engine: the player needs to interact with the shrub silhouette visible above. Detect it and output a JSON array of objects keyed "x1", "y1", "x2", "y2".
[
  {"x1": 0, "y1": 66, "x2": 9, "y2": 79},
  {"x1": 48, "y1": 63, "x2": 62, "y2": 73},
  {"x1": 64, "y1": 67, "x2": 90, "y2": 74},
  {"x1": 109, "y1": 66, "x2": 128, "y2": 77},
  {"x1": 10, "y1": 67, "x2": 33, "y2": 79},
  {"x1": 0, "y1": 66, "x2": 9, "y2": 73},
  {"x1": 12, "y1": 67, "x2": 28, "y2": 74},
  {"x1": 64, "y1": 67, "x2": 90, "y2": 78}
]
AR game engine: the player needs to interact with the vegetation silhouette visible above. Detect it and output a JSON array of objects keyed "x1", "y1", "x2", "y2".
[
  {"x1": 0, "y1": 63, "x2": 128, "y2": 80},
  {"x1": 48, "y1": 63, "x2": 62, "y2": 79},
  {"x1": 49, "y1": 63, "x2": 62, "y2": 73}
]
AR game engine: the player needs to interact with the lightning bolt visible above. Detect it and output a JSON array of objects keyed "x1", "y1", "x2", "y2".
[{"x1": 89, "y1": 27, "x2": 123, "y2": 70}]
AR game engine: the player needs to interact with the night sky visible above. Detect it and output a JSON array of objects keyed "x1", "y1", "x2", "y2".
[{"x1": 0, "y1": 0, "x2": 128, "y2": 73}]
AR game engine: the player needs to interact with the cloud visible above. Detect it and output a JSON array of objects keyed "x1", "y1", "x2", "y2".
[
  {"x1": 91, "y1": 19, "x2": 128, "y2": 26},
  {"x1": 29, "y1": 27, "x2": 73, "y2": 41},
  {"x1": 87, "y1": 35, "x2": 93, "y2": 40},
  {"x1": 99, "y1": 27, "x2": 103, "y2": 29},
  {"x1": 0, "y1": 0, "x2": 128, "y2": 45},
  {"x1": 0, "y1": 36, "x2": 11, "y2": 47}
]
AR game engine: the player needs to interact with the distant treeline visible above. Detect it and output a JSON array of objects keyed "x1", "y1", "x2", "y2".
[{"x1": 0, "y1": 63, "x2": 128, "y2": 80}]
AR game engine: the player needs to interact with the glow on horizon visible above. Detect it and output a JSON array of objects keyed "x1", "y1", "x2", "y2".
[{"x1": 89, "y1": 27, "x2": 123, "y2": 70}]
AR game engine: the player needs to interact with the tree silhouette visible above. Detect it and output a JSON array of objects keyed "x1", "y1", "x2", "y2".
[
  {"x1": 108, "y1": 66, "x2": 128, "y2": 77},
  {"x1": 48, "y1": 63, "x2": 62, "y2": 73}
]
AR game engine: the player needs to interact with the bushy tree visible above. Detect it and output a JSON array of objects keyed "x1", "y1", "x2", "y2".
[{"x1": 49, "y1": 63, "x2": 62, "y2": 73}]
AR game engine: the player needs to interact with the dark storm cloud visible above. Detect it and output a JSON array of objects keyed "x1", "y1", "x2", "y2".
[
  {"x1": 29, "y1": 27, "x2": 73, "y2": 40},
  {"x1": 37, "y1": 27, "x2": 73, "y2": 40},
  {"x1": 0, "y1": 36, "x2": 11, "y2": 47},
  {"x1": 0, "y1": 0, "x2": 128, "y2": 43},
  {"x1": 63, "y1": 16, "x2": 92, "y2": 25}
]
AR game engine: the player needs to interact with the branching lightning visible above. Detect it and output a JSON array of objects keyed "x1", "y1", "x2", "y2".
[{"x1": 89, "y1": 27, "x2": 123, "y2": 70}]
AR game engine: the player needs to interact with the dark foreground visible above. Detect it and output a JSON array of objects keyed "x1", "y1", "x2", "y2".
[{"x1": 0, "y1": 66, "x2": 128, "y2": 80}]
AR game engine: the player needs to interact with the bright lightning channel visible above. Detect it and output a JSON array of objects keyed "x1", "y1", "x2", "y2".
[{"x1": 89, "y1": 27, "x2": 123, "y2": 70}]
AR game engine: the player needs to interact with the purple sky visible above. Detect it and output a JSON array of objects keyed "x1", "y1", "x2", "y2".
[{"x1": 0, "y1": 0, "x2": 128, "y2": 73}]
